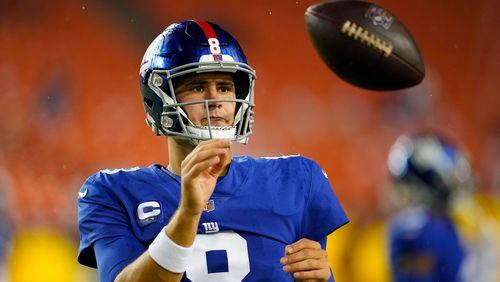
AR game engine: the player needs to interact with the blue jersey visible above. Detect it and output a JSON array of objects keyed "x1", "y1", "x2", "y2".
[
  {"x1": 78, "y1": 155, "x2": 348, "y2": 282},
  {"x1": 389, "y1": 207, "x2": 465, "y2": 282}
]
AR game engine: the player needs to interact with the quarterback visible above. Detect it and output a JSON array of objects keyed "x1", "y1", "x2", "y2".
[{"x1": 77, "y1": 20, "x2": 348, "y2": 282}]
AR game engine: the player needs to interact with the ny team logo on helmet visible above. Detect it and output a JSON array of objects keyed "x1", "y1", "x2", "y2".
[{"x1": 139, "y1": 20, "x2": 256, "y2": 144}]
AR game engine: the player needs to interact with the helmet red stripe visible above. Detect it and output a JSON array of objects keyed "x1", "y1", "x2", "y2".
[{"x1": 193, "y1": 20, "x2": 217, "y2": 39}]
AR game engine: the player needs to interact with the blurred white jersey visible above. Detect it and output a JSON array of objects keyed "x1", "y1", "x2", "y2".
[{"x1": 453, "y1": 193, "x2": 500, "y2": 282}]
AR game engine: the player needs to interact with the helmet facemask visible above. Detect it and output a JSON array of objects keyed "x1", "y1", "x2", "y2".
[{"x1": 147, "y1": 61, "x2": 256, "y2": 145}]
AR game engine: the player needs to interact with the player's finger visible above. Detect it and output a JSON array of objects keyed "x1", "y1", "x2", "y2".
[
  {"x1": 291, "y1": 268, "x2": 331, "y2": 281},
  {"x1": 282, "y1": 258, "x2": 329, "y2": 273},
  {"x1": 185, "y1": 155, "x2": 221, "y2": 178},
  {"x1": 194, "y1": 139, "x2": 231, "y2": 153},
  {"x1": 280, "y1": 248, "x2": 326, "y2": 265},
  {"x1": 285, "y1": 238, "x2": 322, "y2": 255},
  {"x1": 182, "y1": 139, "x2": 230, "y2": 166},
  {"x1": 208, "y1": 160, "x2": 224, "y2": 176},
  {"x1": 181, "y1": 148, "x2": 228, "y2": 172}
]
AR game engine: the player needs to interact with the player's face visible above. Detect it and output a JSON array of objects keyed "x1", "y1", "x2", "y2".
[{"x1": 174, "y1": 73, "x2": 236, "y2": 127}]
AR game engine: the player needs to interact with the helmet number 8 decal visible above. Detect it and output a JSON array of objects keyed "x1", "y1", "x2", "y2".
[
  {"x1": 208, "y1": 38, "x2": 221, "y2": 54},
  {"x1": 186, "y1": 231, "x2": 250, "y2": 281}
]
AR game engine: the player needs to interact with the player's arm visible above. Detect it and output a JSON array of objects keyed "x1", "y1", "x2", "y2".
[
  {"x1": 115, "y1": 139, "x2": 230, "y2": 282},
  {"x1": 280, "y1": 238, "x2": 332, "y2": 281},
  {"x1": 114, "y1": 210, "x2": 200, "y2": 282}
]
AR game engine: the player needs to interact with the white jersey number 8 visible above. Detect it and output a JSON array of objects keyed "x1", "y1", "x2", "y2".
[
  {"x1": 208, "y1": 38, "x2": 221, "y2": 54},
  {"x1": 185, "y1": 231, "x2": 250, "y2": 281}
]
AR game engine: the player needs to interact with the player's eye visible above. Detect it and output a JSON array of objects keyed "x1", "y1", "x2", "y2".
[
  {"x1": 219, "y1": 85, "x2": 234, "y2": 93},
  {"x1": 192, "y1": 85, "x2": 205, "y2": 92}
]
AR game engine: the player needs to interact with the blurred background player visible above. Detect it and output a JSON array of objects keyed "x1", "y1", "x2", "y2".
[
  {"x1": 386, "y1": 132, "x2": 500, "y2": 282},
  {"x1": 386, "y1": 133, "x2": 469, "y2": 281}
]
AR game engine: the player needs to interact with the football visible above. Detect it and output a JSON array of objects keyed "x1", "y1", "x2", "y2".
[{"x1": 305, "y1": 0, "x2": 425, "y2": 91}]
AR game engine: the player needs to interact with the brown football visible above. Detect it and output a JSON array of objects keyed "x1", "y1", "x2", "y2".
[{"x1": 305, "y1": 0, "x2": 425, "y2": 91}]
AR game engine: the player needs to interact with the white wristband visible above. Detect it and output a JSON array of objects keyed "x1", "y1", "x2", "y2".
[{"x1": 148, "y1": 227, "x2": 194, "y2": 273}]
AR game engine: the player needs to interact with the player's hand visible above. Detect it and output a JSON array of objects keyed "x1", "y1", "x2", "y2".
[
  {"x1": 179, "y1": 139, "x2": 230, "y2": 215},
  {"x1": 280, "y1": 238, "x2": 331, "y2": 281}
]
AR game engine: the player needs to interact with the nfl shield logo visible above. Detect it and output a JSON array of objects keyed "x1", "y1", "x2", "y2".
[
  {"x1": 365, "y1": 5, "x2": 394, "y2": 30},
  {"x1": 204, "y1": 199, "x2": 215, "y2": 212}
]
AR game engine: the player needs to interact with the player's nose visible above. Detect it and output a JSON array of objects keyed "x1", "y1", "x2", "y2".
[
  {"x1": 206, "y1": 84, "x2": 222, "y2": 108},
  {"x1": 205, "y1": 84, "x2": 219, "y2": 99}
]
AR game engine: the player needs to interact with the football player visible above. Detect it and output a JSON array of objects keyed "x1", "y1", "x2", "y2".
[
  {"x1": 77, "y1": 20, "x2": 348, "y2": 282},
  {"x1": 386, "y1": 133, "x2": 470, "y2": 282}
]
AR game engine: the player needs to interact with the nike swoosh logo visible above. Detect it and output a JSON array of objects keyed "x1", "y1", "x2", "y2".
[{"x1": 78, "y1": 188, "x2": 88, "y2": 198}]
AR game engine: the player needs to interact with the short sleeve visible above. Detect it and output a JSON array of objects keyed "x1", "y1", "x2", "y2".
[
  {"x1": 77, "y1": 173, "x2": 144, "y2": 276},
  {"x1": 301, "y1": 160, "x2": 349, "y2": 241}
]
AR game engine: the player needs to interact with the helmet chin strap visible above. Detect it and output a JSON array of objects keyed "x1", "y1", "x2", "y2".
[{"x1": 185, "y1": 125, "x2": 237, "y2": 145}]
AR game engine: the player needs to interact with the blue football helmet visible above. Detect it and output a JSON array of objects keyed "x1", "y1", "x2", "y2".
[
  {"x1": 139, "y1": 20, "x2": 256, "y2": 144},
  {"x1": 387, "y1": 133, "x2": 472, "y2": 208}
]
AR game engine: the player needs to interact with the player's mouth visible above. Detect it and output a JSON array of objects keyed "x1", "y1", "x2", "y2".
[{"x1": 202, "y1": 116, "x2": 227, "y2": 126}]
